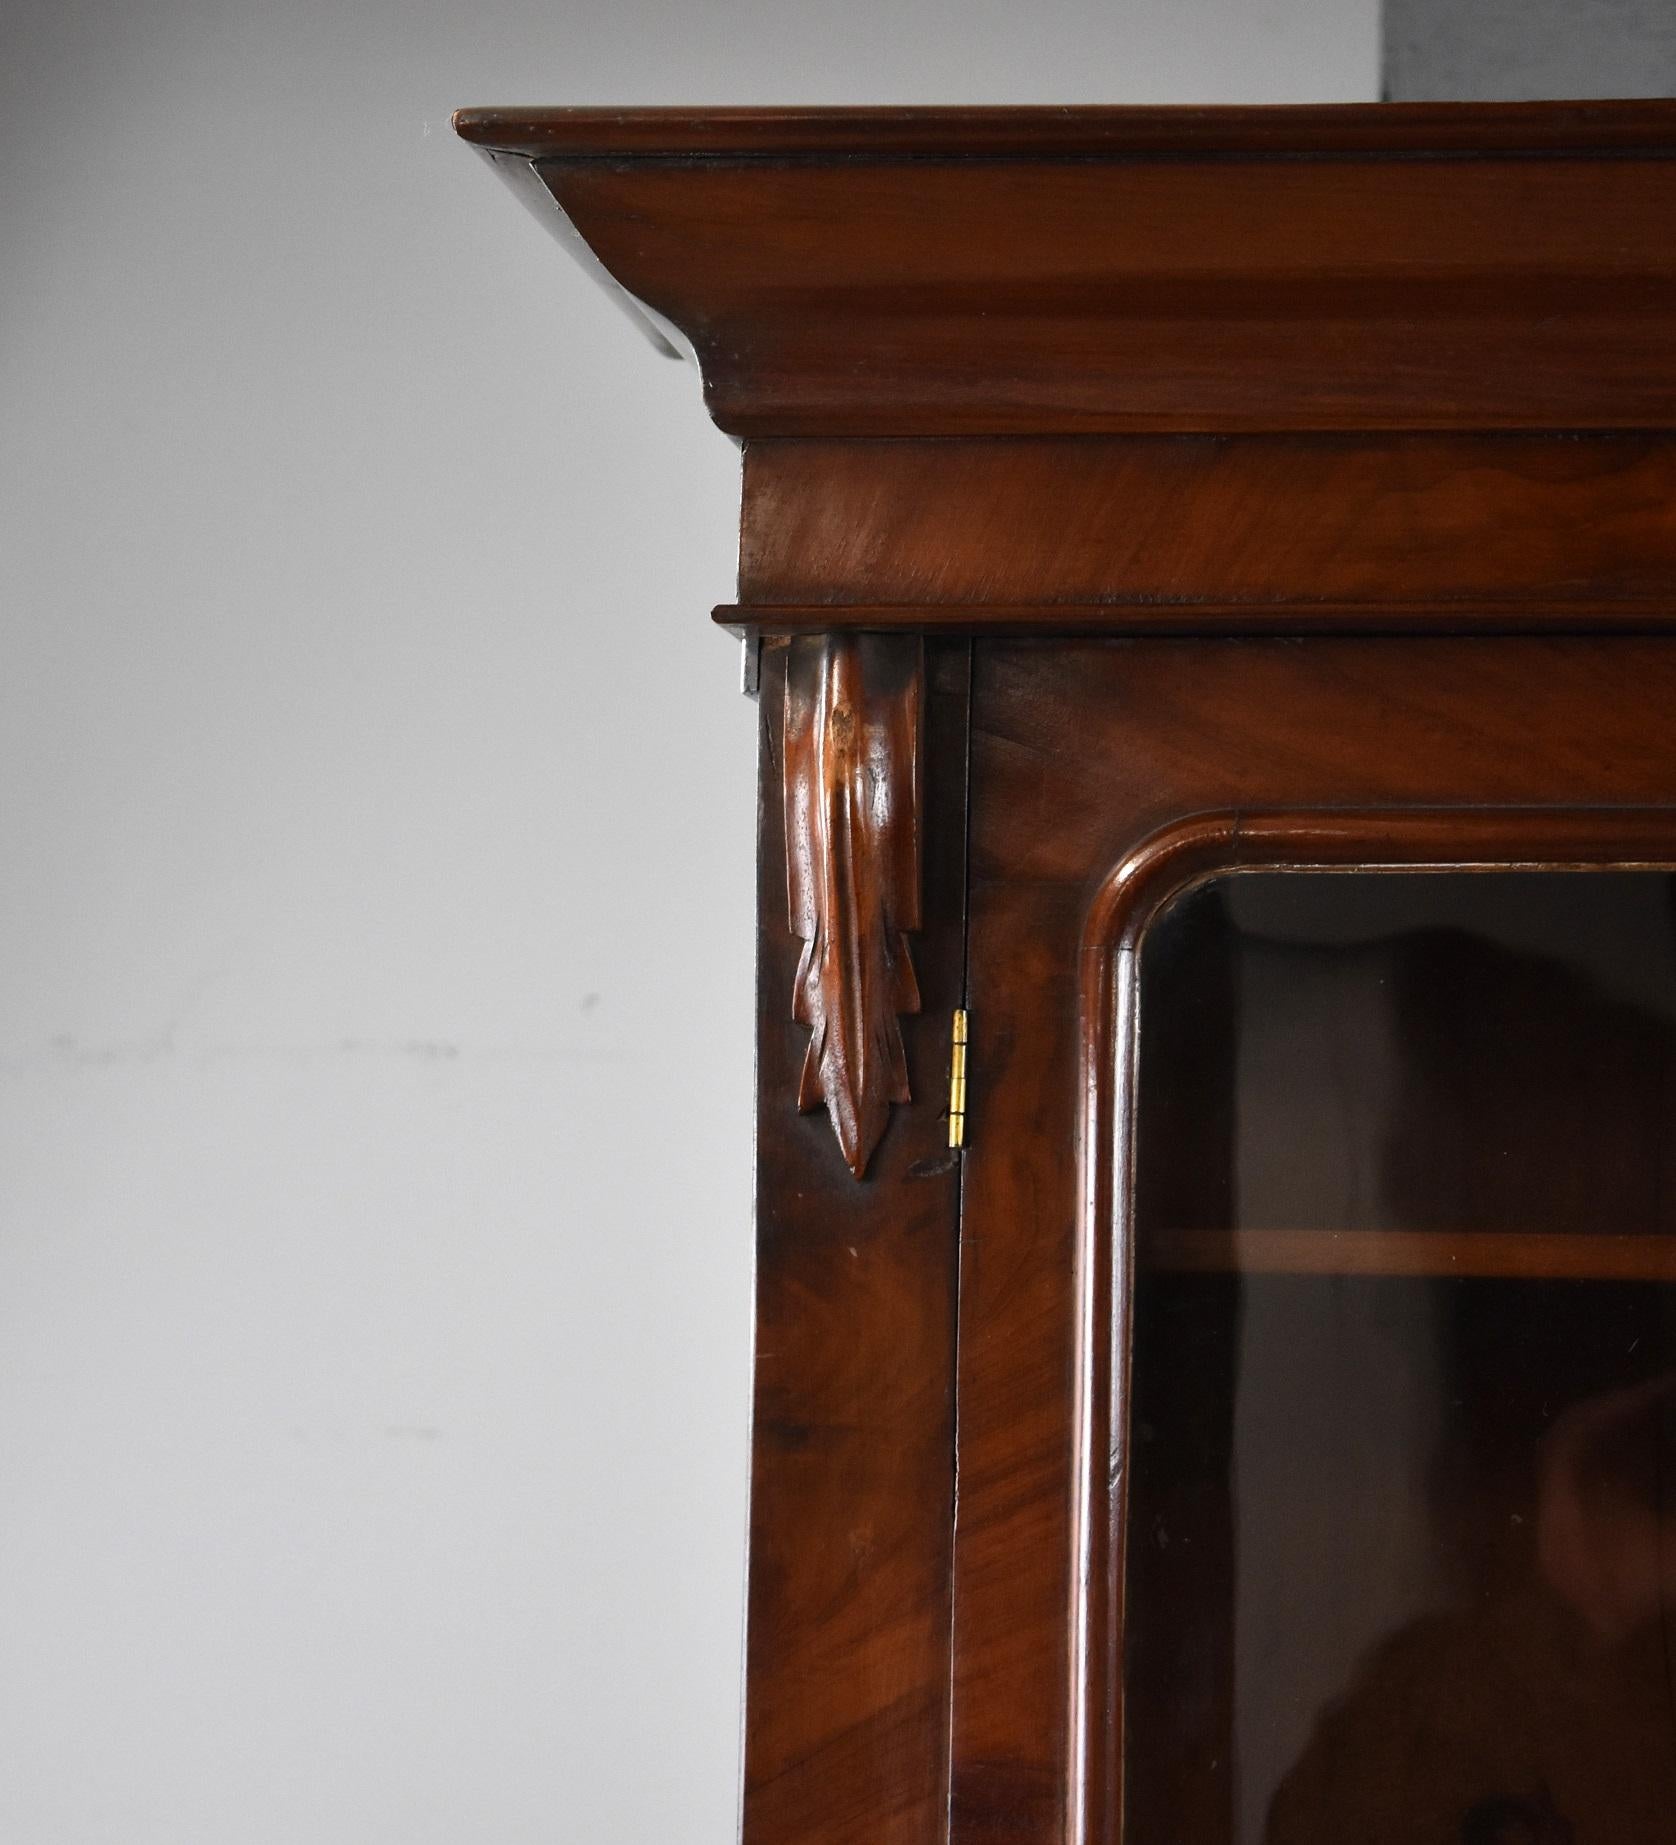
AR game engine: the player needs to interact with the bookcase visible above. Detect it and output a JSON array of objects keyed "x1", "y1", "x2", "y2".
[{"x1": 458, "y1": 100, "x2": 1676, "y2": 1845}]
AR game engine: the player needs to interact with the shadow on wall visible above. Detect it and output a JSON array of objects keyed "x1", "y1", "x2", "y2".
[{"x1": 1384, "y1": 0, "x2": 1676, "y2": 101}]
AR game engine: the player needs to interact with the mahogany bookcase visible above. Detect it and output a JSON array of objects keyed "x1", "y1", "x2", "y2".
[{"x1": 456, "y1": 103, "x2": 1676, "y2": 1845}]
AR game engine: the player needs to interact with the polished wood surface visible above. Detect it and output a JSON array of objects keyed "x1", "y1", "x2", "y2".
[
  {"x1": 724, "y1": 601, "x2": 1676, "y2": 638},
  {"x1": 459, "y1": 102, "x2": 1676, "y2": 436},
  {"x1": 746, "y1": 638, "x2": 967, "y2": 1845},
  {"x1": 959, "y1": 641, "x2": 1676, "y2": 1843},
  {"x1": 733, "y1": 435, "x2": 1676, "y2": 620},
  {"x1": 783, "y1": 635, "x2": 924, "y2": 1178},
  {"x1": 1147, "y1": 1228, "x2": 1676, "y2": 1282},
  {"x1": 458, "y1": 100, "x2": 1676, "y2": 1845},
  {"x1": 453, "y1": 99, "x2": 1676, "y2": 160}
]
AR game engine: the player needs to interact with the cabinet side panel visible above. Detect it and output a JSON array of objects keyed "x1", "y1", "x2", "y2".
[{"x1": 743, "y1": 640, "x2": 968, "y2": 1845}]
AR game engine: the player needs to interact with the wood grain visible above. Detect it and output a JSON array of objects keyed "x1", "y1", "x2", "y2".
[
  {"x1": 722, "y1": 601, "x2": 1676, "y2": 638},
  {"x1": 745, "y1": 639, "x2": 966, "y2": 1845},
  {"x1": 454, "y1": 99, "x2": 1676, "y2": 160},
  {"x1": 532, "y1": 159, "x2": 1676, "y2": 435},
  {"x1": 459, "y1": 103, "x2": 1676, "y2": 436},
  {"x1": 1144, "y1": 1228, "x2": 1676, "y2": 1281},
  {"x1": 958, "y1": 640, "x2": 1676, "y2": 1844},
  {"x1": 784, "y1": 634, "x2": 924, "y2": 1179},
  {"x1": 457, "y1": 98, "x2": 1676, "y2": 1845},
  {"x1": 735, "y1": 435, "x2": 1676, "y2": 614}
]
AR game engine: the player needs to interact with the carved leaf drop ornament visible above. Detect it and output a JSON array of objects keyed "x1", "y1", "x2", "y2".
[{"x1": 784, "y1": 635, "x2": 924, "y2": 1178}]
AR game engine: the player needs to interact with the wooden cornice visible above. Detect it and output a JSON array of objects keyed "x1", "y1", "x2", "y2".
[
  {"x1": 455, "y1": 101, "x2": 1676, "y2": 438},
  {"x1": 452, "y1": 99, "x2": 1676, "y2": 161}
]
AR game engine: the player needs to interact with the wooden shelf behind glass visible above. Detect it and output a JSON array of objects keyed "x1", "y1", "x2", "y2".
[{"x1": 1146, "y1": 1228, "x2": 1676, "y2": 1281}]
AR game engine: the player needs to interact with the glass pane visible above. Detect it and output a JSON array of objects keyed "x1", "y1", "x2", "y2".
[{"x1": 1125, "y1": 872, "x2": 1676, "y2": 1845}]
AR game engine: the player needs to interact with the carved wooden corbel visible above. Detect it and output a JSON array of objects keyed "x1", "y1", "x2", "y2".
[{"x1": 784, "y1": 634, "x2": 924, "y2": 1178}]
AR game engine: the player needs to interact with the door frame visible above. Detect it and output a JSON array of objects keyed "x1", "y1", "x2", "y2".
[
  {"x1": 1078, "y1": 806, "x2": 1676, "y2": 1844},
  {"x1": 951, "y1": 635, "x2": 1676, "y2": 1845}
]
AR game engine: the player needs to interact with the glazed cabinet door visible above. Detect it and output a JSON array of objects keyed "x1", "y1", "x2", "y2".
[{"x1": 953, "y1": 638, "x2": 1676, "y2": 1845}]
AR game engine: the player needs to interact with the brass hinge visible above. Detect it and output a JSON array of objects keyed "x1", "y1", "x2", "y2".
[{"x1": 948, "y1": 1008, "x2": 969, "y2": 1151}]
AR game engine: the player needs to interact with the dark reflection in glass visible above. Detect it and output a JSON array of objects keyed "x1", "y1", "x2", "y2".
[{"x1": 1124, "y1": 874, "x2": 1676, "y2": 1845}]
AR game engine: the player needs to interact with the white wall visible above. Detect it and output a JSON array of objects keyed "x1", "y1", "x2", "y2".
[{"x1": 0, "y1": 5, "x2": 1376, "y2": 1840}]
